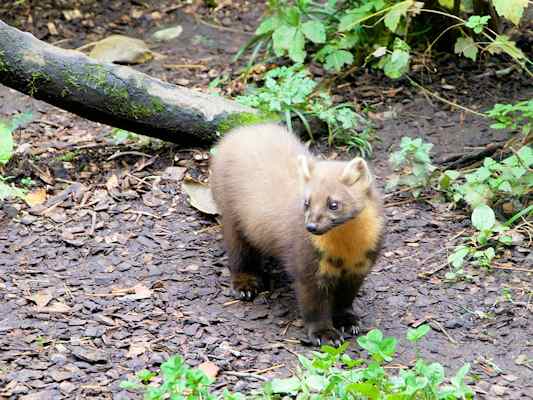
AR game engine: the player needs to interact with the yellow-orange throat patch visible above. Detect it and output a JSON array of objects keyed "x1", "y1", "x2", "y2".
[{"x1": 311, "y1": 203, "x2": 383, "y2": 277}]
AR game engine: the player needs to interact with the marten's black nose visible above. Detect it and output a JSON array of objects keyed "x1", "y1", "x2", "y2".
[{"x1": 306, "y1": 223, "x2": 318, "y2": 233}]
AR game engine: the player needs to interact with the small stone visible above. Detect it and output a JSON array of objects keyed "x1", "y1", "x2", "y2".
[
  {"x1": 153, "y1": 25, "x2": 183, "y2": 41},
  {"x1": 59, "y1": 381, "x2": 77, "y2": 394},
  {"x1": 49, "y1": 369, "x2": 73, "y2": 382},
  {"x1": 49, "y1": 353, "x2": 68, "y2": 366},
  {"x1": 71, "y1": 346, "x2": 108, "y2": 363},
  {"x1": 444, "y1": 319, "x2": 463, "y2": 329},
  {"x1": 491, "y1": 384, "x2": 507, "y2": 396}
]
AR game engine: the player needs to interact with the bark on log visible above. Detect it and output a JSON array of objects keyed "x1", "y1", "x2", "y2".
[{"x1": 0, "y1": 20, "x2": 257, "y2": 146}]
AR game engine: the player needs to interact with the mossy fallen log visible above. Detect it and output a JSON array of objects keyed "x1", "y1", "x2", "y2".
[{"x1": 0, "y1": 20, "x2": 260, "y2": 146}]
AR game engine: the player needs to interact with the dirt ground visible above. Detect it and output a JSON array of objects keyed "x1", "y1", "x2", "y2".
[{"x1": 0, "y1": 1, "x2": 532, "y2": 399}]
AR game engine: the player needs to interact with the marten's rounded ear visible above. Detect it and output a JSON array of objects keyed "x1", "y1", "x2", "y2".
[
  {"x1": 297, "y1": 155, "x2": 314, "y2": 181},
  {"x1": 340, "y1": 157, "x2": 371, "y2": 186}
]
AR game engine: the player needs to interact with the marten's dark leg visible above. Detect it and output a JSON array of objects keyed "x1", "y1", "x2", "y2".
[
  {"x1": 332, "y1": 273, "x2": 365, "y2": 336},
  {"x1": 294, "y1": 274, "x2": 342, "y2": 346},
  {"x1": 223, "y1": 218, "x2": 262, "y2": 301}
]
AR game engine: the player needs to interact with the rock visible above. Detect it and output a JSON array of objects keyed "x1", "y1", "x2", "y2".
[
  {"x1": 491, "y1": 384, "x2": 507, "y2": 396},
  {"x1": 444, "y1": 319, "x2": 463, "y2": 329},
  {"x1": 19, "y1": 390, "x2": 58, "y2": 400},
  {"x1": 71, "y1": 347, "x2": 108, "y2": 364},
  {"x1": 153, "y1": 26, "x2": 183, "y2": 41},
  {"x1": 49, "y1": 369, "x2": 74, "y2": 382},
  {"x1": 59, "y1": 381, "x2": 77, "y2": 394}
]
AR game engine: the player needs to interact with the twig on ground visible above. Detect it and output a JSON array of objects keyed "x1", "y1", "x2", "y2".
[
  {"x1": 431, "y1": 319, "x2": 458, "y2": 344},
  {"x1": 107, "y1": 151, "x2": 152, "y2": 161},
  {"x1": 223, "y1": 371, "x2": 268, "y2": 381}
]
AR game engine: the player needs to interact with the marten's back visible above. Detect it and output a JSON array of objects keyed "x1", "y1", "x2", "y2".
[{"x1": 210, "y1": 124, "x2": 309, "y2": 257}]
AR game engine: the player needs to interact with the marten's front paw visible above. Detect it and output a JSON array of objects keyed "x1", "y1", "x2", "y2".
[
  {"x1": 333, "y1": 310, "x2": 360, "y2": 337},
  {"x1": 307, "y1": 325, "x2": 343, "y2": 347},
  {"x1": 231, "y1": 273, "x2": 261, "y2": 301}
]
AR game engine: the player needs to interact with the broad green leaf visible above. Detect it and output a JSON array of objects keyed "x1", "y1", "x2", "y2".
[
  {"x1": 301, "y1": 20, "x2": 326, "y2": 44},
  {"x1": 407, "y1": 324, "x2": 431, "y2": 342},
  {"x1": 448, "y1": 246, "x2": 470, "y2": 269},
  {"x1": 0, "y1": 122, "x2": 14, "y2": 165},
  {"x1": 454, "y1": 36, "x2": 478, "y2": 61},
  {"x1": 0, "y1": 180, "x2": 26, "y2": 200},
  {"x1": 272, "y1": 25, "x2": 296, "y2": 56},
  {"x1": 384, "y1": 0, "x2": 413, "y2": 33},
  {"x1": 383, "y1": 49, "x2": 410, "y2": 79},
  {"x1": 465, "y1": 15, "x2": 490, "y2": 34},
  {"x1": 270, "y1": 376, "x2": 301, "y2": 394},
  {"x1": 338, "y1": 6, "x2": 373, "y2": 32},
  {"x1": 471, "y1": 204, "x2": 496, "y2": 231},
  {"x1": 305, "y1": 374, "x2": 328, "y2": 392},
  {"x1": 284, "y1": 6, "x2": 301, "y2": 26},
  {"x1": 492, "y1": 0, "x2": 528, "y2": 25},
  {"x1": 255, "y1": 16, "x2": 280, "y2": 35},
  {"x1": 324, "y1": 49, "x2": 354, "y2": 71},
  {"x1": 487, "y1": 35, "x2": 526, "y2": 60},
  {"x1": 346, "y1": 382, "x2": 380, "y2": 399},
  {"x1": 288, "y1": 29, "x2": 306, "y2": 63}
]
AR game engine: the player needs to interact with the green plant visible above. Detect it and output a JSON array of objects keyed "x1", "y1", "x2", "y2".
[
  {"x1": 237, "y1": 0, "x2": 531, "y2": 78},
  {"x1": 120, "y1": 355, "x2": 239, "y2": 400},
  {"x1": 20, "y1": 177, "x2": 35, "y2": 187},
  {"x1": 0, "y1": 111, "x2": 33, "y2": 201},
  {"x1": 442, "y1": 146, "x2": 532, "y2": 278},
  {"x1": 0, "y1": 175, "x2": 26, "y2": 201},
  {"x1": 486, "y1": 100, "x2": 533, "y2": 137},
  {"x1": 236, "y1": 65, "x2": 373, "y2": 155},
  {"x1": 109, "y1": 128, "x2": 163, "y2": 149},
  {"x1": 388, "y1": 136, "x2": 436, "y2": 197},
  {"x1": 267, "y1": 328, "x2": 473, "y2": 399},
  {"x1": 122, "y1": 328, "x2": 473, "y2": 399}
]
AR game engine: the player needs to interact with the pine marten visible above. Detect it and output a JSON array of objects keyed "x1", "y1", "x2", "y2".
[{"x1": 210, "y1": 123, "x2": 384, "y2": 346}]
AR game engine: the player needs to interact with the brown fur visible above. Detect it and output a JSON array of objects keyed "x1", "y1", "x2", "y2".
[{"x1": 210, "y1": 123, "x2": 384, "y2": 345}]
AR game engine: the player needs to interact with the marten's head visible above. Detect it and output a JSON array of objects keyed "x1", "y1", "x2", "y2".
[{"x1": 297, "y1": 156, "x2": 373, "y2": 235}]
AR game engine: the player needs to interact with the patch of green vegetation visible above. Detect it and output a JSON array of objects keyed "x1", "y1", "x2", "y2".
[
  {"x1": 235, "y1": 65, "x2": 373, "y2": 155},
  {"x1": 237, "y1": 0, "x2": 531, "y2": 78},
  {"x1": 20, "y1": 177, "x2": 35, "y2": 187},
  {"x1": 217, "y1": 111, "x2": 278, "y2": 134},
  {"x1": 27, "y1": 71, "x2": 50, "y2": 96},
  {"x1": 56, "y1": 150, "x2": 79, "y2": 162},
  {"x1": 121, "y1": 326, "x2": 473, "y2": 399},
  {"x1": 387, "y1": 101, "x2": 532, "y2": 278},
  {"x1": 387, "y1": 137, "x2": 437, "y2": 198},
  {"x1": 82, "y1": 64, "x2": 166, "y2": 119},
  {"x1": 0, "y1": 50, "x2": 8, "y2": 73}
]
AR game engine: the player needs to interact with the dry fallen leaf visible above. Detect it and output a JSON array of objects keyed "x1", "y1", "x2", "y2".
[
  {"x1": 89, "y1": 35, "x2": 153, "y2": 64},
  {"x1": 40, "y1": 302, "x2": 71, "y2": 313},
  {"x1": 182, "y1": 181, "x2": 219, "y2": 215},
  {"x1": 28, "y1": 292, "x2": 53, "y2": 309},
  {"x1": 198, "y1": 361, "x2": 219, "y2": 380},
  {"x1": 25, "y1": 188, "x2": 47, "y2": 207},
  {"x1": 123, "y1": 284, "x2": 153, "y2": 300},
  {"x1": 126, "y1": 341, "x2": 149, "y2": 358}
]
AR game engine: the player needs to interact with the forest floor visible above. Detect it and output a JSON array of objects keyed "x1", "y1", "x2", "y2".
[{"x1": 0, "y1": 1, "x2": 532, "y2": 399}]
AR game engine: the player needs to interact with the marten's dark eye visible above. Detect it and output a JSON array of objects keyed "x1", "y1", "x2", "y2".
[
  {"x1": 328, "y1": 198, "x2": 339, "y2": 210},
  {"x1": 304, "y1": 198, "x2": 311, "y2": 209}
]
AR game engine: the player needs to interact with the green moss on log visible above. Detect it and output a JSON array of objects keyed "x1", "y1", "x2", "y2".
[
  {"x1": 0, "y1": 50, "x2": 7, "y2": 72},
  {"x1": 81, "y1": 64, "x2": 166, "y2": 119},
  {"x1": 28, "y1": 71, "x2": 50, "y2": 96},
  {"x1": 217, "y1": 112, "x2": 278, "y2": 134}
]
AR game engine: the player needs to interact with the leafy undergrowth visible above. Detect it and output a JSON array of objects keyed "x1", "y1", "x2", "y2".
[
  {"x1": 236, "y1": 64, "x2": 374, "y2": 156},
  {"x1": 387, "y1": 99, "x2": 532, "y2": 279},
  {"x1": 0, "y1": 111, "x2": 33, "y2": 201},
  {"x1": 237, "y1": 0, "x2": 531, "y2": 77},
  {"x1": 121, "y1": 326, "x2": 473, "y2": 399}
]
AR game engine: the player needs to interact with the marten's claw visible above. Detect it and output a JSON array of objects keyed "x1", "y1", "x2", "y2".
[
  {"x1": 351, "y1": 325, "x2": 359, "y2": 336},
  {"x1": 237, "y1": 290, "x2": 256, "y2": 301},
  {"x1": 308, "y1": 326, "x2": 343, "y2": 347}
]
